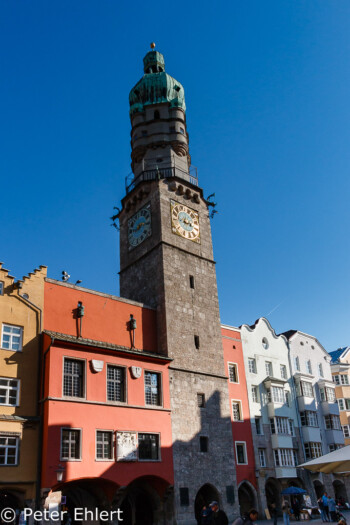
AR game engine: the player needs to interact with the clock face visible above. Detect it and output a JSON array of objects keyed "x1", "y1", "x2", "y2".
[
  {"x1": 171, "y1": 200, "x2": 200, "y2": 243},
  {"x1": 128, "y1": 204, "x2": 152, "y2": 248}
]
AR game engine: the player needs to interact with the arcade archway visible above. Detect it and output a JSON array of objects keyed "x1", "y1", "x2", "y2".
[
  {"x1": 238, "y1": 481, "x2": 257, "y2": 515},
  {"x1": 194, "y1": 484, "x2": 221, "y2": 524},
  {"x1": 313, "y1": 480, "x2": 324, "y2": 499},
  {"x1": 333, "y1": 480, "x2": 347, "y2": 502},
  {"x1": 265, "y1": 478, "x2": 281, "y2": 512}
]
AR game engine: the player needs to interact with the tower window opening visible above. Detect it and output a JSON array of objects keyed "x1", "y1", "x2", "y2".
[
  {"x1": 152, "y1": 66, "x2": 157, "y2": 73},
  {"x1": 180, "y1": 127, "x2": 185, "y2": 134},
  {"x1": 154, "y1": 110, "x2": 160, "y2": 120},
  {"x1": 199, "y1": 436, "x2": 208, "y2": 452},
  {"x1": 158, "y1": 66, "x2": 163, "y2": 72},
  {"x1": 194, "y1": 335, "x2": 200, "y2": 349},
  {"x1": 189, "y1": 275, "x2": 195, "y2": 289}
]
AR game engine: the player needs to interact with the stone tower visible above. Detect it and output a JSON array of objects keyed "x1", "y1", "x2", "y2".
[{"x1": 119, "y1": 47, "x2": 237, "y2": 524}]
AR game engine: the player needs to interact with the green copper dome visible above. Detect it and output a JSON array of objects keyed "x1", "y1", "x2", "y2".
[{"x1": 129, "y1": 50, "x2": 186, "y2": 116}]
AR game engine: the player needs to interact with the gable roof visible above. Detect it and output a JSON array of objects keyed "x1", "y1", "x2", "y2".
[{"x1": 329, "y1": 347, "x2": 349, "y2": 364}]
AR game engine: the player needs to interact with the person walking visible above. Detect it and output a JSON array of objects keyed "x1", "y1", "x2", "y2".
[
  {"x1": 282, "y1": 500, "x2": 291, "y2": 525},
  {"x1": 232, "y1": 509, "x2": 259, "y2": 525},
  {"x1": 318, "y1": 497, "x2": 327, "y2": 522},
  {"x1": 208, "y1": 501, "x2": 228, "y2": 525},
  {"x1": 328, "y1": 497, "x2": 337, "y2": 522},
  {"x1": 323, "y1": 493, "x2": 330, "y2": 522},
  {"x1": 270, "y1": 502, "x2": 278, "y2": 525},
  {"x1": 292, "y1": 498, "x2": 301, "y2": 521}
]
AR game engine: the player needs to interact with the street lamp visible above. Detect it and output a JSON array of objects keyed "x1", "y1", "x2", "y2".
[{"x1": 55, "y1": 464, "x2": 65, "y2": 482}]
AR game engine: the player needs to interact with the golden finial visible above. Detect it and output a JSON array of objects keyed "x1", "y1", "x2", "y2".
[{"x1": 150, "y1": 42, "x2": 156, "y2": 50}]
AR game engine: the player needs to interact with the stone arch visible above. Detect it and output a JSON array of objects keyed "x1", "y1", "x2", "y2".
[
  {"x1": 194, "y1": 483, "x2": 221, "y2": 524},
  {"x1": 0, "y1": 489, "x2": 24, "y2": 524},
  {"x1": 265, "y1": 478, "x2": 281, "y2": 512},
  {"x1": 333, "y1": 480, "x2": 348, "y2": 502},
  {"x1": 313, "y1": 480, "x2": 325, "y2": 499},
  {"x1": 238, "y1": 481, "x2": 257, "y2": 516},
  {"x1": 114, "y1": 475, "x2": 171, "y2": 525}
]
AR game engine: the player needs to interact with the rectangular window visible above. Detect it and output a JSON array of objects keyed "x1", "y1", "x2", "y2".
[
  {"x1": 0, "y1": 434, "x2": 19, "y2": 465},
  {"x1": 0, "y1": 282, "x2": 3, "y2": 296},
  {"x1": 63, "y1": 359, "x2": 84, "y2": 398},
  {"x1": 318, "y1": 363, "x2": 324, "y2": 378},
  {"x1": 251, "y1": 386, "x2": 259, "y2": 403},
  {"x1": 61, "y1": 429, "x2": 81, "y2": 460},
  {"x1": 144, "y1": 371, "x2": 161, "y2": 406},
  {"x1": 275, "y1": 417, "x2": 290, "y2": 434},
  {"x1": 197, "y1": 393, "x2": 205, "y2": 408},
  {"x1": 324, "y1": 415, "x2": 341, "y2": 430},
  {"x1": 274, "y1": 448, "x2": 294, "y2": 467},
  {"x1": 200, "y1": 436, "x2": 208, "y2": 453},
  {"x1": 285, "y1": 391, "x2": 290, "y2": 406},
  {"x1": 270, "y1": 418, "x2": 276, "y2": 434},
  {"x1": 300, "y1": 411, "x2": 318, "y2": 427},
  {"x1": 280, "y1": 365, "x2": 287, "y2": 379},
  {"x1": 248, "y1": 358, "x2": 256, "y2": 374},
  {"x1": 235, "y1": 442, "x2": 247, "y2": 464},
  {"x1": 1, "y1": 324, "x2": 23, "y2": 351},
  {"x1": 96, "y1": 431, "x2": 113, "y2": 460},
  {"x1": 0, "y1": 378, "x2": 19, "y2": 406},
  {"x1": 265, "y1": 361, "x2": 272, "y2": 376},
  {"x1": 138, "y1": 433, "x2": 159, "y2": 461},
  {"x1": 270, "y1": 386, "x2": 284, "y2": 404},
  {"x1": 189, "y1": 275, "x2": 195, "y2": 289},
  {"x1": 304, "y1": 442, "x2": 322, "y2": 460},
  {"x1": 194, "y1": 335, "x2": 200, "y2": 349},
  {"x1": 289, "y1": 419, "x2": 295, "y2": 436},
  {"x1": 341, "y1": 375, "x2": 349, "y2": 385},
  {"x1": 334, "y1": 375, "x2": 340, "y2": 385},
  {"x1": 326, "y1": 387, "x2": 336, "y2": 403},
  {"x1": 306, "y1": 360, "x2": 312, "y2": 374},
  {"x1": 294, "y1": 356, "x2": 300, "y2": 372},
  {"x1": 255, "y1": 417, "x2": 263, "y2": 435},
  {"x1": 258, "y1": 448, "x2": 266, "y2": 467},
  {"x1": 300, "y1": 381, "x2": 313, "y2": 398},
  {"x1": 228, "y1": 364, "x2": 238, "y2": 383},
  {"x1": 179, "y1": 488, "x2": 189, "y2": 507},
  {"x1": 293, "y1": 450, "x2": 299, "y2": 466},
  {"x1": 107, "y1": 365, "x2": 125, "y2": 402},
  {"x1": 342, "y1": 425, "x2": 350, "y2": 438},
  {"x1": 232, "y1": 401, "x2": 243, "y2": 421},
  {"x1": 338, "y1": 399, "x2": 345, "y2": 411}
]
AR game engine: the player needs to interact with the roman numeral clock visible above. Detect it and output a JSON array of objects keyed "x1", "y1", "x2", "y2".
[{"x1": 170, "y1": 200, "x2": 200, "y2": 243}]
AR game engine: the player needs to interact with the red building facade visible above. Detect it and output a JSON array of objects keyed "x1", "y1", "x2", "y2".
[
  {"x1": 222, "y1": 325, "x2": 258, "y2": 514},
  {"x1": 41, "y1": 278, "x2": 174, "y2": 524}
]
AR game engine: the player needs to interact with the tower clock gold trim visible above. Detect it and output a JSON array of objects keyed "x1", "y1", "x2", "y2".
[{"x1": 170, "y1": 200, "x2": 200, "y2": 243}]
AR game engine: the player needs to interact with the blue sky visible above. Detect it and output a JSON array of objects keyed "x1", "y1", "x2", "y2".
[{"x1": 1, "y1": 1, "x2": 349, "y2": 351}]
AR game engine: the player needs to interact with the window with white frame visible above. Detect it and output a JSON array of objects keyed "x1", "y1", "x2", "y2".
[
  {"x1": 274, "y1": 448, "x2": 294, "y2": 467},
  {"x1": 329, "y1": 444, "x2": 344, "y2": 452},
  {"x1": 270, "y1": 417, "x2": 290, "y2": 435},
  {"x1": 300, "y1": 411, "x2": 318, "y2": 427},
  {"x1": 294, "y1": 356, "x2": 300, "y2": 372},
  {"x1": 324, "y1": 415, "x2": 341, "y2": 430},
  {"x1": 289, "y1": 419, "x2": 295, "y2": 436},
  {"x1": 248, "y1": 358, "x2": 256, "y2": 374},
  {"x1": 293, "y1": 450, "x2": 298, "y2": 466},
  {"x1": 144, "y1": 371, "x2": 161, "y2": 406},
  {"x1": 280, "y1": 365, "x2": 287, "y2": 379},
  {"x1": 338, "y1": 399, "x2": 345, "y2": 411},
  {"x1": 107, "y1": 365, "x2": 126, "y2": 402},
  {"x1": 334, "y1": 375, "x2": 349, "y2": 386},
  {"x1": 235, "y1": 442, "x2": 247, "y2": 464},
  {"x1": 63, "y1": 359, "x2": 84, "y2": 398},
  {"x1": 0, "y1": 378, "x2": 19, "y2": 406},
  {"x1": 318, "y1": 363, "x2": 324, "y2": 378},
  {"x1": 306, "y1": 360, "x2": 312, "y2": 374},
  {"x1": 96, "y1": 431, "x2": 113, "y2": 460},
  {"x1": 300, "y1": 381, "x2": 313, "y2": 398},
  {"x1": 228, "y1": 363, "x2": 239, "y2": 383},
  {"x1": 304, "y1": 442, "x2": 322, "y2": 460},
  {"x1": 285, "y1": 391, "x2": 290, "y2": 406},
  {"x1": 61, "y1": 428, "x2": 81, "y2": 460},
  {"x1": 232, "y1": 401, "x2": 243, "y2": 421},
  {"x1": 251, "y1": 386, "x2": 259, "y2": 403},
  {"x1": 255, "y1": 417, "x2": 263, "y2": 435},
  {"x1": 138, "y1": 433, "x2": 160, "y2": 460},
  {"x1": 269, "y1": 386, "x2": 284, "y2": 404},
  {"x1": 0, "y1": 433, "x2": 19, "y2": 465},
  {"x1": 326, "y1": 387, "x2": 336, "y2": 403},
  {"x1": 265, "y1": 361, "x2": 273, "y2": 376},
  {"x1": 258, "y1": 448, "x2": 266, "y2": 467},
  {"x1": 1, "y1": 325, "x2": 23, "y2": 351},
  {"x1": 342, "y1": 425, "x2": 350, "y2": 438}
]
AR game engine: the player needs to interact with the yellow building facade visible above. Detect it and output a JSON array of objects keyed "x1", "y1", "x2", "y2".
[
  {"x1": 0, "y1": 263, "x2": 46, "y2": 513},
  {"x1": 330, "y1": 347, "x2": 350, "y2": 446}
]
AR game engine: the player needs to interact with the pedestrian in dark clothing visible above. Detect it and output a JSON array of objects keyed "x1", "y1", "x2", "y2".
[
  {"x1": 323, "y1": 493, "x2": 330, "y2": 522},
  {"x1": 208, "y1": 501, "x2": 228, "y2": 525},
  {"x1": 270, "y1": 503, "x2": 278, "y2": 525},
  {"x1": 292, "y1": 499, "x2": 301, "y2": 521},
  {"x1": 319, "y1": 497, "x2": 327, "y2": 522},
  {"x1": 232, "y1": 508, "x2": 259, "y2": 525},
  {"x1": 201, "y1": 506, "x2": 212, "y2": 525}
]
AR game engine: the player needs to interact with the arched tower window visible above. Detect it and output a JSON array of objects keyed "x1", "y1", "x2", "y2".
[{"x1": 154, "y1": 110, "x2": 160, "y2": 120}]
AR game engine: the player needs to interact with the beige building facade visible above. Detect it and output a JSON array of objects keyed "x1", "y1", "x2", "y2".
[
  {"x1": 330, "y1": 347, "x2": 350, "y2": 446},
  {"x1": 0, "y1": 263, "x2": 46, "y2": 513}
]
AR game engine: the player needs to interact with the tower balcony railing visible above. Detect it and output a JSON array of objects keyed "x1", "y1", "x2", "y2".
[{"x1": 125, "y1": 162, "x2": 198, "y2": 194}]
